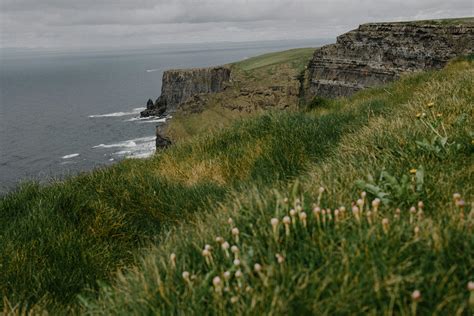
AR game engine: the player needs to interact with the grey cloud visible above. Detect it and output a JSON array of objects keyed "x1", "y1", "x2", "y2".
[{"x1": 1, "y1": 0, "x2": 472, "y2": 49}]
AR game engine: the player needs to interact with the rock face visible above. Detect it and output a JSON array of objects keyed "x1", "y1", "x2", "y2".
[
  {"x1": 302, "y1": 20, "x2": 474, "y2": 100},
  {"x1": 141, "y1": 66, "x2": 231, "y2": 117}
]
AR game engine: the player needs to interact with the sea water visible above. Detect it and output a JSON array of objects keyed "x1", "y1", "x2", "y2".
[{"x1": 0, "y1": 39, "x2": 331, "y2": 194}]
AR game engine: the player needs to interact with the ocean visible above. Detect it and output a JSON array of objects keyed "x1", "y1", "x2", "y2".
[{"x1": 0, "y1": 39, "x2": 330, "y2": 195}]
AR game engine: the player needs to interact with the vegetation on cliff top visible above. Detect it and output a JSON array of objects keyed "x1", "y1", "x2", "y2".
[
  {"x1": 1, "y1": 52, "x2": 473, "y2": 314},
  {"x1": 166, "y1": 48, "x2": 315, "y2": 141}
]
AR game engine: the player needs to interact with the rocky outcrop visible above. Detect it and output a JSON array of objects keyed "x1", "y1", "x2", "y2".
[
  {"x1": 303, "y1": 20, "x2": 474, "y2": 99},
  {"x1": 141, "y1": 66, "x2": 231, "y2": 117}
]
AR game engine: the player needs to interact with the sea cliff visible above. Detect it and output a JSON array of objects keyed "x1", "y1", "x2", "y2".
[
  {"x1": 141, "y1": 66, "x2": 231, "y2": 117},
  {"x1": 301, "y1": 19, "x2": 474, "y2": 99}
]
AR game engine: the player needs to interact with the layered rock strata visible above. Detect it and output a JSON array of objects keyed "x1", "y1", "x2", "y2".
[
  {"x1": 141, "y1": 66, "x2": 231, "y2": 117},
  {"x1": 303, "y1": 20, "x2": 474, "y2": 99}
]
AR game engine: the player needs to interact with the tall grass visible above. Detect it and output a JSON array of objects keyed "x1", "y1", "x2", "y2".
[
  {"x1": 82, "y1": 58, "x2": 473, "y2": 314},
  {"x1": 1, "y1": 78, "x2": 393, "y2": 311},
  {"x1": 1, "y1": 57, "x2": 472, "y2": 314}
]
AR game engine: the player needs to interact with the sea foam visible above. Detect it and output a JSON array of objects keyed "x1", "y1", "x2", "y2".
[
  {"x1": 61, "y1": 153, "x2": 80, "y2": 159},
  {"x1": 89, "y1": 107, "x2": 145, "y2": 118}
]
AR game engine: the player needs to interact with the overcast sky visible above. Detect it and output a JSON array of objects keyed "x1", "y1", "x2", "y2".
[{"x1": 0, "y1": 0, "x2": 472, "y2": 50}]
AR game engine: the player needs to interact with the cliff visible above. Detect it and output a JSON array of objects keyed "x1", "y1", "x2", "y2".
[
  {"x1": 141, "y1": 66, "x2": 231, "y2": 117},
  {"x1": 302, "y1": 19, "x2": 474, "y2": 99}
]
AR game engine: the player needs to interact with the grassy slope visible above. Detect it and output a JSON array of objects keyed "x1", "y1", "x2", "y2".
[
  {"x1": 82, "y1": 58, "x2": 473, "y2": 315},
  {"x1": 1, "y1": 55, "x2": 473, "y2": 314}
]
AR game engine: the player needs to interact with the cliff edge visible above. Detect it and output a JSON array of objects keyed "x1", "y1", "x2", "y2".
[
  {"x1": 302, "y1": 18, "x2": 474, "y2": 100},
  {"x1": 141, "y1": 66, "x2": 231, "y2": 117}
]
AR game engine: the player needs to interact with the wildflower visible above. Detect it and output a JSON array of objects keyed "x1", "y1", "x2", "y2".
[
  {"x1": 372, "y1": 198, "x2": 381, "y2": 214},
  {"x1": 283, "y1": 197, "x2": 289, "y2": 204},
  {"x1": 231, "y1": 245, "x2": 240, "y2": 259},
  {"x1": 334, "y1": 209, "x2": 340, "y2": 224},
  {"x1": 436, "y1": 112, "x2": 442, "y2": 118},
  {"x1": 409, "y1": 206, "x2": 416, "y2": 224},
  {"x1": 414, "y1": 226, "x2": 420, "y2": 239},
  {"x1": 352, "y1": 205, "x2": 361, "y2": 223},
  {"x1": 233, "y1": 259, "x2": 241, "y2": 266},
  {"x1": 411, "y1": 290, "x2": 421, "y2": 315},
  {"x1": 232, "y1": 227, "x2": 240, "y2": 243},
  {"x1": 416, "y1": 112, "x2": 422, "y2": 119},
  {"x1": 166, "y1": 253, "x2": 175, "y2": 271},
  {"x1": 411, "y1": 290, "x2": 421, "y2": 301},
  {"x1": 290, "y1": 209, "x2": 297, "y2": 226},
  {"x1": 321, "y1": 209, "x2": 326, "y2": 225},
  {"x1": 427, "y1": 101, "x2": 434, "y2": 108},
  {"x1": 221, "y1": 241, "x2": 230, "y2": 258},
  {"x1": 204, "y1": 244, "x2": 212, "y2": 251},
  {"x1": 213, "y1": 276, "x2": 222, "y2": 294},
  {"x1": 275, "y1": 253, "x2": 285, "y2": 264},
  {"x1": 283, "y1": 216, "x2": 291, "y2": 236},
  {"x1": 223, "y1": 271, "x2": 231, "y2": 281},
  {"x1": 382, "y1": 218, "x2": 389, "y2": 234},
  {"x1": 453, "y1": 193, "x2": 461, "y2": 202},
  {"x1": 215, "y1": 236, "x2": 224, "y2": 244},
  {"x1": 254, "y1": 263, "x2": 262, "y2": 273},
  {"x1": 340, "y1": 206, "x2": 346, "y2": 219},
  {"x1": 235, "y1": 270, "x2": 243, "y2": 278},
  {"x1": 271, "y1": 218, "x2": 279, "y2": 241},
  {"x1": 296, "y1": 205, "x2": 303, "y2": 213},
  {"x1": 313, "y1": 206, "x2": 321, "y2": 225},
  {"x1": 230, "y1": 296, "x2": 239, "y2": 304},
  {"x1": 245, "y1": 286, "x2": 253, "y2": 293},
  {"x1": 417, "y1": 201, "x2": 424, "y2": 210},
  {"x1": 202, "y1": 248, "x2": 213, "y2": 266},
  {"x1": 468, "y1": 281, "x2": 474, "y2": 291},
  {"x1": 317, "y1": 187, "x2": 325, "y2": 206},
  {"x1": 299, "y1": 212, "x2": 307, "y2": 228},
  {"x1": 182, "y1": 271, "x2": 190, "y2": 280},
  {"x1": 356, "y1": 198, "x2": 364, "y2": 212},
  {"x1": 228, "y1": 217, "x2": 234, "y2": 227},
  {"x1": 410, "y1": 168, "x2": 417, "y2": 175}
]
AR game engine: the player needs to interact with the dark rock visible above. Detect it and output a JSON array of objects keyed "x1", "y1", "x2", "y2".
[
  {"x1": 156, "y1": 130, "x2": 172, "y2": 150},
  {"x1": 141, "y1": 97, "x2": 167, "y2": 117},
  {"x1": 146, "y1": 98, "x2": 154, "y2": 109}
]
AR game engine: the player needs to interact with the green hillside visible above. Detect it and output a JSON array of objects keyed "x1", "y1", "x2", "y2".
[{"x1": 1, "y1": 53, "x2": 473, "y2": 314}]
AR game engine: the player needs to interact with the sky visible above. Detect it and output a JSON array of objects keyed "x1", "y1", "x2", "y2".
[{"x1": 0, "y1": 0, "x2": 472, "y2": 50}]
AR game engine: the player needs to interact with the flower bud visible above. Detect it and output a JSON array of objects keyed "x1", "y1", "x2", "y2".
[{"x1": 411, "y1": 290, "x2": 421, "y2": 302}]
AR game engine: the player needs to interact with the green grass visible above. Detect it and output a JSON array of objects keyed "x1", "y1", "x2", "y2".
[
  {"x1": 232, "y1": 48, "x2": 315, "y2": 72},
  {"x1": 1, "y1": 57, "x2": 473, "y2": 314}
]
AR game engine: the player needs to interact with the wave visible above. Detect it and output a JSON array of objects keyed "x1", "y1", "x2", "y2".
[
  {"x1": 141, "y1": 118, "x2": 167, "y2": 124},
  {"x1": 146, "y1": 68, "x2": 161, "y2": 73},
  {"x1": 93, "y1": 136, "x2": 155, "y2": 149},
  {"x1": 125, "y1": 116, "x2": 168, "y2": 124},
  {"x1": 93, "y1": 141, "x2": 137, "y2": 149},
  {"x1": 89, "y1": 107, "x2": 145, "y2": 118},
  {"x1": 61, "y1": 153, "x2": 80, "y2": 159}
]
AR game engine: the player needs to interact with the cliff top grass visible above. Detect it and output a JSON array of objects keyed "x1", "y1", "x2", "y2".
[
  {"x1": 1, "y1": 55, "x2": 472, "y2": 314},
  {"x1": 166, "y1": 47, "x2": 315, "y2": 141}
]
